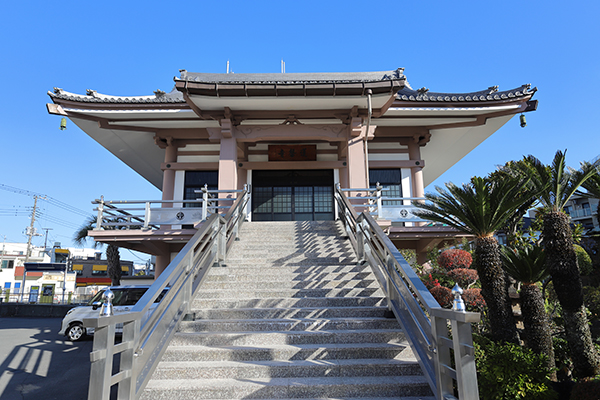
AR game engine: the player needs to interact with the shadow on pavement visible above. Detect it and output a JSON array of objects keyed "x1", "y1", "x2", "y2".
[{"x1": 0, "y1": 317, "x2": 93, "y2": 400}]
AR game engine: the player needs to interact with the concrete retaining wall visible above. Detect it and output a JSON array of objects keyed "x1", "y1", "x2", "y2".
[{"x1": 0, "y1": 303, "x2": 76, "y2": 318}]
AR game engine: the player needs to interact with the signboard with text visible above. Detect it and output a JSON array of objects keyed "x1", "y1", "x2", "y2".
[{"x1": 268, "y1": 145, "x2": 317, "y2": 162}]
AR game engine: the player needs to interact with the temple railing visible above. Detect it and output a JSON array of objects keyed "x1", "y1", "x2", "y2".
[
  {"x1": 92, "y1": 185, "x2": 247, "y2": 230},
  {"x1": 84, "y1": 186, "x2": 250, "y2": 400},
  {"x1": 339, "y1": 184, "x2": 430, "y2": 223},
  {"x1": 335, "y1": 183, "x2": 480, "y2": 400}
]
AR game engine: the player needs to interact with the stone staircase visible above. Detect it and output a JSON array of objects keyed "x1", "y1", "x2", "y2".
[{"x1": 142, "y1": 221, "x2": 434, "y2": 400}]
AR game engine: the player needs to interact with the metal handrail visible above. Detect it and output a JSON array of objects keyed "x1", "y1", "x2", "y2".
[
  {"x1": 92, "y1": 187, "x2": 245, "y2": 230},
  {"x1": 334, "y1": 184, "x2": 480, "y2": 400},
  {"x1": 84, "y1": 186, "x2": 250, "y2": 400}
]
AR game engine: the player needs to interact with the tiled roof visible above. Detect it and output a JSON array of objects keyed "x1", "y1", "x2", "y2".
[
  {"x1": 177, "y1": 69, "x2": 406, "y2": 84},
  {"x1": 48, "y1": 87, "x2": 185, "y2": 104},
  {"x1": 396, "y1": 84, "x2": 537, "y2": 102}
]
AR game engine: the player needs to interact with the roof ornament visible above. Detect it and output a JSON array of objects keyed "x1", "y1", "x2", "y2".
[
  {"x1": 179, "y1": 69, "x2": 188, "y2": 80},
  {"x1": 383, "y1": 68, "x2": 405, "y2": 80},
  {"x1": 488, "y1": 85, "x2": 499, "y2": 94},
  {"x1": 281, "y1": 115, "x2": 303, "y2": 125},
  {"x1": 154, "y1": 90, "x2": 166, "y2": 98},
  {"x1": 417, "y1": 87, "x2": 429, "y2": 94},
  {"x1": 53, "y1": 87, "x2": 63, "y2": 94},
  {"x1": 86, "y1": 89, "x2": 97, "y2": 97}
]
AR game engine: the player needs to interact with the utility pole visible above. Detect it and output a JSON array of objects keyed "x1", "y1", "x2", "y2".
[
  {"x1": 21, "y1": 195, "x2": 44, "y2": 301},
  {"x1": 42, "y1": 228, "x2": 53, "y2": 249}
]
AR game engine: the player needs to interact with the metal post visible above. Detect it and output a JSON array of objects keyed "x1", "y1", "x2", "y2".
[
  {"x1": 144, "y1": 202, "x2": 151, "y2": 230},
  {"x1": 376, "y1": 182, "x2": 383, "y2": 219},
  {"x1": 202, "y1": 185, "x2": 208, "y2": 221},
  {"x1": 96, "y1": 196, "x2": 104, "y2": 230}
]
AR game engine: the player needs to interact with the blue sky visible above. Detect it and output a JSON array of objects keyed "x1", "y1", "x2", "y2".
[{"x1": 0, "y1": 0, "x2": 599, "y2": 254}]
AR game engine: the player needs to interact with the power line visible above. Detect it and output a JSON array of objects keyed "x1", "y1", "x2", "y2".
[{"x1": 0, "y1": 183, "x2": 90, "y2": 217}]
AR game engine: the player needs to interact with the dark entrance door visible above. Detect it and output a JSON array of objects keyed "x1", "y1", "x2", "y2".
[{"x1": 252, "y1": 170, "x2": 334, "y2": 221}]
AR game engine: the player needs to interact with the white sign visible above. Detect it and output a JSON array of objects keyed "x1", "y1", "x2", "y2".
[
  {"x1": 380, "y1": 206, "x2": 426, "y2": 222},
  {"x1": 148, "y1": 208, "x2": 204, "y2": 225}
]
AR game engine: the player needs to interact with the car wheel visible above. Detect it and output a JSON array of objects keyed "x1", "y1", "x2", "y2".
[{"x1": 67, "y1": 323, "x2": 86, "y2": 341}]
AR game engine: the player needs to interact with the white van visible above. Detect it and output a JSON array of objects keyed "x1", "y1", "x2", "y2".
[{"x1": 59, "y1": 285, "x2": 167, "y2": 341}]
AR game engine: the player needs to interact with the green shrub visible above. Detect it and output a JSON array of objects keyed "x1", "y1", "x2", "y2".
[
  {"x1": 584, "y1": 286, "x2": 600, "y2": 319},
  {"x1": 474, "y1": 335, "x2": 558, "y2": 400},
  {"x1": 575, "y1": 244, "x2": 593, "y2": 275}
]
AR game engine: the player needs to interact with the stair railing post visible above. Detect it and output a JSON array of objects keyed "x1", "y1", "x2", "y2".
[
  {"x1": 202, "y1": 185, "x2": 208, "y2": 221},
  {"x1": 376, "y1": 182, "x2": 383, "y2": 219},
  {"x1": 96, "y1": 196, "x2": 104, "y2": 230},
  {"x1": 356, "y1": 216, "x2": 366, "y2": 264},
  {"x1": 143, "y1": 202, "x2": 151, "y2": 230},
  {"x1": 431, "y1": 314, "x2": 453, "y2": 400},
  {"x1": 452, "y1": 317, "x2": 479, "y2": 400},
  {"x1": 117, "y1": 318, "x2": 140, "y2": 400}
]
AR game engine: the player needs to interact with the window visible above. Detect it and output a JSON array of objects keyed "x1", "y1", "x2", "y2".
[
  {"x1": 4, "y1": 282, "x2": 10, "y2": 289},
  {"x1": 1, "y1": 260, "x2": 14, "y2": 269},
  {"x1": 184, "y1": 171, "x2": 219, "y2": 207},
  {"x1": 369, "y1": 169, "x2": 403, "y2": 205},
  {"x1": 564, "y1": 206, "x2": 572, "y2": 215}
]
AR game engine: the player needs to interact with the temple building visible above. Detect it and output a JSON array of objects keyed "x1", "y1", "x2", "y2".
[{"x1": 47, "y1": 68, "x2": 537, "y2": 275}]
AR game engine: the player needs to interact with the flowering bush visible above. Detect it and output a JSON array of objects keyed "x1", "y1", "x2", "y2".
[
  {"x1": 463, "y1": 288, "x2": 486, "y2": 312},
  {"x1": 429, "y1": 286, "x2": 453, "y2": 308},
  {"x1": 437, "y1": 249, "x2": 473, "y2": 271},
  {"x1": 421, "y1": 273, "x2": 441, "y2": 289},
  {"x1": 447, "y1": 268, "x2": 479, "y2": 289}
]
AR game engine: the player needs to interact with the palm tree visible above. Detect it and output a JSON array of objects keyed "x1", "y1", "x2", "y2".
[
  {"x1": 415, "y1": 175, "x2": 533, "y2": 344},
  {"x1": 74, "y1": 216, "x2": 122, "y2": 286},
  {"x1": 512, "y1": 150, "x2": 600, "y2": 378},
  {"x1": 501, "y1": 245, "x2": 556, "y2": 380}
]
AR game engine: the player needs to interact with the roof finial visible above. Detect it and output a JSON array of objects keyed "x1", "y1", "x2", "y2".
[
  {"x1": 417, "y1": 87, "x2": 429, "y2": 94},
  {"x1": 154, "y1": 89, "x2": 166, "y2": 97},
  {"x1": 53, "y1": 87, "x2": 63, "y2": 94},
  {"x1": 86, "y1": 89, "x2": 97, "y2": 97},
  {"x1": 488, "y1": 85, "x2": 499, "y2": 94}
]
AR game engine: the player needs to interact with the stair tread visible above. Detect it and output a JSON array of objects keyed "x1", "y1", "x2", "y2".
[
  {"x1": 145, "y1": 375, "x2": 429, "y2": 388},
  {"x1": 155, "y1": 358, "x2": 420, "y2": 369}
]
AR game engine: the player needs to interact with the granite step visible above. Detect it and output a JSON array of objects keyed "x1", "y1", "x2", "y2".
[
  {"x1": 201, "y1": 279, "x2": 380, "y2": 291},
  {"x1": 170, "y1": 329, "x2": 405, "y2": 347},
  {"x1": 192, "y1": 306, "x2": 388, "y2": 320},
  {"x1": 179, "y1": 317, "x2": 401, "y2": 333},
  {"x1": 150, "y1": 358, "x2": 423, "y2": 380},
  {"x1": 191, "y1": 296, "x2": 387, "y2": 310},
  {"x1": 161, "y1": 342, "x2": 410, "y2": 362},
  {"x1": 142, "y1": 376, "x2": 432, "y2": 399},
  {"x1": 194, "y1": 287, "x2": 384, "y2": 299}
]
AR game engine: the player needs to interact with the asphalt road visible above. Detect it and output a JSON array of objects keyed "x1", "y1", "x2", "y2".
[{"x1": 0, "y1": 317, "x2": 93, "y2": 400}]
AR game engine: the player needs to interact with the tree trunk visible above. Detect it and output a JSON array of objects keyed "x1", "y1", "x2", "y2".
[
  {"x1": 106, "y1": 244, "x2": 121, "y2": 286},
  {"x1": 520, "y1": 282, "x2": 557, "y2": 380},
  {"x1": 543, "y1": 211, "x2": 599, "y2": 378},
  {"x1": 475, "y1": 236, "x2": 520, "y2": 344}
]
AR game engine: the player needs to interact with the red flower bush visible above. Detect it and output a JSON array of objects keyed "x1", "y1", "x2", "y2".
[
  {"x1": 437, "y1": 249, "x2": 472, "y2": 271},
  {"x1": 447, "y1": 268, "x2": 479, "y2": 289},
  {"x1": 462, "y1": 288, "x2": 486, "y2": 311},
  {"x1": 429, "y1": 286, "x2": 453, "y2": 308},
  {"x1": 421, "y1": 273, "x2": 441, "y2": 289}
]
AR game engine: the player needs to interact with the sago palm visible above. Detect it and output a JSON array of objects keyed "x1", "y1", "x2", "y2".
[
  {"x1": 415, "y1": 175, "x2": 533, "y2": 344},
  {"x1": 501, "y1": 245, "x2": 556, "y2": 380},
  {"x1": 511, "y1": 150, "x2": 600, "y2": 378}
]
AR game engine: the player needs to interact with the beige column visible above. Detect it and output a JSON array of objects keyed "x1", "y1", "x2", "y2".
[
  {"x1": 218, "y1": 137, "x2": 238, "y2": 190},
  {"x1": 155, "y1": 253, "x2": 169, "y2": 278},
  {"x1": 162, "y1": 142, "x2": 178, "y2": 203},
  {"x1": 347, "y1": 120, "x2": 367, "y2": 190},
  {"x1": 408, "y1": 141, "x2": 424, "y2": 198}
]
